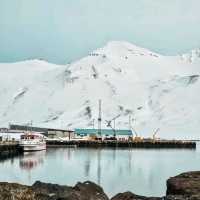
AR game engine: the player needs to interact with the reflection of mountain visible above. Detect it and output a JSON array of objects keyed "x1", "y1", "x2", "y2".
[{"x1": 19, "y1": 151, "x2": 45, "y2": 171}]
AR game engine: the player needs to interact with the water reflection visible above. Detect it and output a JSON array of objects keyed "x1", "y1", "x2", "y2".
[
  {"x1": 19, "y1": 151, "x2": 45, "y2": 171},
  {"x1": 96, "y1": 149, "x2": 99, "y2": 185},
  {"x1": 0, "y1": 147, "x2": 198, "y2": 197}
]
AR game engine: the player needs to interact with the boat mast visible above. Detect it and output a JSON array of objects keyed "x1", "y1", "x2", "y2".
[
  {"x1": 98, "y1": 99, "x2": 102, "y2": 138},
  {"x1": 30, "y1": 120, "x2": 33, "y2": 133}
]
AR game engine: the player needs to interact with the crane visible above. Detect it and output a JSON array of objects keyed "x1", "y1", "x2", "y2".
[
  {"x1": 152, "y1": 128, "x2": 160, "y2": 142},
  {"x1": 105, "y1": 114, "x2": 120, "y2": 139},
  {"x1": 98, "y1": 100, "x2": 102, "y2": 138},
  {"x1": 129, "y1": 115, "x2": 142, "y2": 142}
]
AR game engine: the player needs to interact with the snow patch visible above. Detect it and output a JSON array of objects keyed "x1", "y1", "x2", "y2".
[{"x1": 0, "y1": 41, "x2": 200, "y2": 139}]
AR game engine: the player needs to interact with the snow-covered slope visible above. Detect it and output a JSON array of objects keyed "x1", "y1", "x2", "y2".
[
  {"x1": 0, "y1": 41, "x2": 200, "y2": 139},
  {"x1": 180, "y1": 48, "x2": 200, "y2": 64}
]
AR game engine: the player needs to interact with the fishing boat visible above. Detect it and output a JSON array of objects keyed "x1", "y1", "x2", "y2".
[{"x1": 19, "y1": 132, "x2": 46, "y2": 151}]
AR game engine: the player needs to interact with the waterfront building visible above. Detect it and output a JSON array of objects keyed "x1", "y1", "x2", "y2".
[
  {"x1": 0, "y1": 129, "x2": 24, "y2": 141},
  {"x1": 9, "y1": 124, "x2": 74, "y2": 140},
  {"x1": 74, "y1": 128, "x2": 133, "y2": 141}
]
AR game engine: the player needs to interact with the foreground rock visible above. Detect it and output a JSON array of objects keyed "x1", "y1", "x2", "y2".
[
  {"x1": 32, "y1": 181, "x2": 109, "y2": 200},
  {"x1": 110, "y1": 171, "x2": 200, "y2": 200},
  {"x1": 0, "y1": 182, "x2": 35, "y2": 200},
  {"x1": 0, "y1": 171, "x2": 200, "y2": 200},
  {"x1": 111, "y1": 192, "x2": 162, "y2": 200},
  {"x1": 0, "y1": 181, "x2": 109, "y2": 200},
  {"x1": 166, "y1": 171, "x2": 200, "y2": 200}
]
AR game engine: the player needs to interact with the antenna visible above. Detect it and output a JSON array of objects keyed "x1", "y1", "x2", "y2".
[
  {"x1": 129, "y1": 115, "x2": 131, "y2": 130},
  {"x1": 98, "y1": 99, "x2": 102, "y2": 137},
  {"x1": 129, "y1": 115, "x2": 138, "y2": 137},
  {"x1": 92, "y1": 119, "x2": 95, "y2": 129},
  {"x1": 30, "y1": 120, "x2": 33, "y2": 133}
]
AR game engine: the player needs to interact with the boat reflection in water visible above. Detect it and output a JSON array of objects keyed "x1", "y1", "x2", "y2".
[{"x1": 19, "y1": 151, "x2": 46, "y2": 171}]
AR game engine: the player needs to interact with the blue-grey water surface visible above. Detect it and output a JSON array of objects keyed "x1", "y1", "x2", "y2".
[{"x1": 0, "y1": 145, "x2": 200, "y2": 197}]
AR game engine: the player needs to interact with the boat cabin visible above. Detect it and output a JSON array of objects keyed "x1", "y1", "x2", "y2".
[{"x1": 20, "y1": 133, "x2": 45, "y2": 140}]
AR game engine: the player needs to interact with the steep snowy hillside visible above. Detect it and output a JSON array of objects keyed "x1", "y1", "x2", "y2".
[
  {"x1": 0, "y1": 41, "x2": 200, "y2": 139},
  {"x1": 180, "y1": 48, "x2": 200, "y2": 64}
]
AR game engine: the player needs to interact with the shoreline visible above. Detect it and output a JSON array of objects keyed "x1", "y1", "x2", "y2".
[
  {"x1": 0, "y1": 140, "x2": 196, "y2": 160},
  {"x1": 0, "y1": 142, "x2": 23, "y2": 160},
  {"x1": 0, "y1": 171, "x2": 199, "y2": 200},
  {"x1": 47, "y1": 140, "x2": 196, "y2": 149}
]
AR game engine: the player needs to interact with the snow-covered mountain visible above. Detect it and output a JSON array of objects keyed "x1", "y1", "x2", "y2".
[{"x1": 0, "y1": 41, "x2": 200, "y2": 139}]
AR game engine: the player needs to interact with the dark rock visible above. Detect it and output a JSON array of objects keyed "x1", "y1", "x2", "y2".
[
  {"x1": 32, "y1": 181, "x2": 109, "y2": 200},
  {"x1": 0, "y1": 182, "x2": 36, "y2": 200},
  {"x1": 1, "y1": 171, "x2": 200, "y2": 200},
  {"x1": 0, "y1": 181, "x2": 109, "y2": 200},
  {"x1": 73, "y1": 181, "x2": 109, "y2": 200},
  {"x1": 166, "y1": 171, "x2": 200, "y2": 196},
  {"x1": 32, "y1": 181, "x2": 72, "y2": 199},
  {"x1": 111, "y1": 191, "x2": 162, "y2": 200},
  {"x1": 111, "y1": 171, "x2": 200, "y2": 200},
  {"x1": 165, "y1": 195, "x2": 200, "y2": 200}
]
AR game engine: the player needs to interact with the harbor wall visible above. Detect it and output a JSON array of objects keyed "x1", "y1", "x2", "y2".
[
  {"x1": 0, "y1": 142, "x2": 23, "y2": 160},
  {"x1": 47, "y1": 140, "x2": 196, "y2": 149}
]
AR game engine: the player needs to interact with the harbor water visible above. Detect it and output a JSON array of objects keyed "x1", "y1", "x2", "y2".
[{"x1": 0, "y1": 144, "x2": 200, "y2": 197}]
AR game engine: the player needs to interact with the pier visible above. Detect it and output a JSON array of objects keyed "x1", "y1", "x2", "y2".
[
  {"x1": 47, "y1": 140, "x2": 196, "y2": 149},
  {"x1": 0, "y1": 142, "x2": 23, "y2": 160}
]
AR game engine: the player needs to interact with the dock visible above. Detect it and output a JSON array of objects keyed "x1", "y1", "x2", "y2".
[
  {"x1": 0, "y1": 142, "x2": 23, "y2": 160},
  {"x1": 47, "y1": 140, "x2": 196, "y2": 149}
]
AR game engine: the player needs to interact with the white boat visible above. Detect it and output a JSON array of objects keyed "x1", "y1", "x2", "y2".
[{"x1": 19, "y1": 132, "x2": 46, "y2": 151}]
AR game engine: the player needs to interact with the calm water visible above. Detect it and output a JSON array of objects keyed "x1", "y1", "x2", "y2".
[{"x1": 0, "y1": 145, "x2": 200, "y2": 197}]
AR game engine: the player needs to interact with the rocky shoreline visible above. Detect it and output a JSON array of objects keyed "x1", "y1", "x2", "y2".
[{"x1": 0, "y1": 171, "x2": 200, "y2": 200}]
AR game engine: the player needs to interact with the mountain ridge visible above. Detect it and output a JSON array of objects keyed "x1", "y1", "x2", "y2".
[{"x1": 0, "y1": 41, "x2": 199, "y2": 139}]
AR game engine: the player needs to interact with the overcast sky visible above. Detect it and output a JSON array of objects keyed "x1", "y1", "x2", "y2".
[{"x1": 0, "y1": 0, "x2": 200, "y2": 64}]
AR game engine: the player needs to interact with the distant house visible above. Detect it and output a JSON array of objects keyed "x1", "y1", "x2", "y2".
[
  {"x1": 0, "y1": 128, "x2": 24, "y2": 141},
  {"x1": 75, "y1": 128, "x2": 133, "y2": 141},
  {"x1": 9, "y1": 124, "x2": 74, "y2": 139}
]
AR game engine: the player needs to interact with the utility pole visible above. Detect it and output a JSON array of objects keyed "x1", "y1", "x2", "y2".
[
  {"x1": 129, "y1": 115, "x2": 131, "y2": 129},
  {"x1": 113, "y1": 118, "x2": 116, "y2": 138},
  {"x1": 92, "y1": 119, "x2": 95, "y2": 129},
  {"x1": 30, "y1": 120, "x2": 33, "y2": 133},
  {"x1": 129, "y1": 115, "x2": 135, "y2": 141},
  {"x1": 98, "y1": 99, "x2": 102, "y2": 138}
]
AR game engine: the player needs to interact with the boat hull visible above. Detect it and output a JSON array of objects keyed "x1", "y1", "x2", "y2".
[
  {"x1": 19, "y1": 132, "x2": 47, "y2": 152},
  {"x1": 20, "y1": 142, "x2": 46, "y2": 152},
  {"x1": 19, "y1": 141, "x2": 46, "y2": 151}
]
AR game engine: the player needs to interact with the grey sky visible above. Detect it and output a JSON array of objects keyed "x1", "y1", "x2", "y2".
[{"x1": 0, "y1": 0, "x2": 200, "y2": 64}]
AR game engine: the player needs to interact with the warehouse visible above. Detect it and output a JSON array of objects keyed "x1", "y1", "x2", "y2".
[
  {"x1": 9, "y1": 124, "x2": 74, "y2": 139},
  {"x1": 75, "y1": 128, "x2": 133, "y2": 141}
]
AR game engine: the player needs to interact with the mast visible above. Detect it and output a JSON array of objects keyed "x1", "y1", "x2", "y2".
[
  {"x1": 92, "y1": 119, "x2": 95, "y2": 129},
  {"x1": 129, "y1": 115, "x2": 131, "y2": 130},
  {"x1": 98, "y1": 99, "x2": 102, "y2": 137},
  {"x1": 30, "y1": 120, "x2": 33, "y2": 133}
]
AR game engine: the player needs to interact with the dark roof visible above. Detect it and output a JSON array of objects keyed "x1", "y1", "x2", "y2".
[{"x1": 9, "y1": 124, "x2": 74, "y2": 133}]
